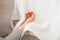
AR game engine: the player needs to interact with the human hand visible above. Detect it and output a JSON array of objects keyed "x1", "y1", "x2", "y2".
[
  {"x1": 18, "y1": 11, "x2": 35, "y2": 31},
  {"x1": 25, "y1": 11, "x2": 35, "y2": 23}
]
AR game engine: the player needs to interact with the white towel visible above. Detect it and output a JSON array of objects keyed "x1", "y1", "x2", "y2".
[
  {"x1": 11, "y1": 0, "x2": 26, "y2": 29},
  {"x1": 12, "y1": 0, "x2": 60, "y2": 40}
]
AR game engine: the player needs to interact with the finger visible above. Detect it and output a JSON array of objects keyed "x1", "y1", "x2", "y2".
[
  {"x1": 26, "y1": 11, "x2": 35, "y2": 19},
  {"x1": 31, "y1": 12, "x2": 35, "y2": 18},
  {"x1": 28, "y1": 12, "x2": 33, "y2": 17},
  {"x1": 26, "y1": 12, "x2": 31, "y2": 19},
  {"x1": 27, "y1": 12, "x2": 32, "y2": 18}
]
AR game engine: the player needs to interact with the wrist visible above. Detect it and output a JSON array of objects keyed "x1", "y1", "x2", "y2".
[{"x1": 18, "y1": 21, "x2": 27, "y2": 32}]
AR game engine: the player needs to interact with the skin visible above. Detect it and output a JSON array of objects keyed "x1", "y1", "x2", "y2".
[{"x1": 18, "y1": 11, "x2": 35, "y2": 32}]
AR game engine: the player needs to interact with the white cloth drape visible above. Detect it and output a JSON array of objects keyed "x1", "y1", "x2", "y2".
[{"x1": 12, "y1": 0, "x2": 60, "y2": 40}]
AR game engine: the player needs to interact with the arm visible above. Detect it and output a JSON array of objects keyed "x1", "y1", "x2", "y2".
[
  {"x1": 4, "y1": 21, "x2": 28, "y2": 40},
  {"x1": 4, "y1": 28, "x2": 22, "y2": 40},
  {"x1": 4, "y1": 12, "x2": 35, "y2": 40}
]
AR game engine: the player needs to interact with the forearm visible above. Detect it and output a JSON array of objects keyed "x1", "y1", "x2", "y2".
[
  {"x1": 18, "y1": 21, "x2": 27, "y2": 32},
  {"x1": 4, "y1": 28, "x2": 22, "y2": 40},
  {"x1": 4, "y1": 21, "x2": 27, "y2": 40},
  {"x1": 0, "y1": 11, "x2": 35, "y2": 40}
]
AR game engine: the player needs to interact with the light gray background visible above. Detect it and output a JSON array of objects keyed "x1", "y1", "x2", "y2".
[{"x1": 0, "y1": 0, "x2": 14, "y2": 37}]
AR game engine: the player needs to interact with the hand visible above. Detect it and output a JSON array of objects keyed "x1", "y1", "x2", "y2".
[
  {"x1": 25, "y1": 11, "x2": 35, "y2": 23},
  {"x1": 18, "y1": 11, "x2": 35, "y2": 32}
]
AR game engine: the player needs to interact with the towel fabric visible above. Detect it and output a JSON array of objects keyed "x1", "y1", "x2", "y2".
[
  {"x1": 5, "y1": 28, "x2": 22, "y2": 40},
  {"x1": 12, "y1": 0, "x2": 60, "y2": 40},
  {"x1": 0, "y1": 37, "x2": 4, "y2": 40}
]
